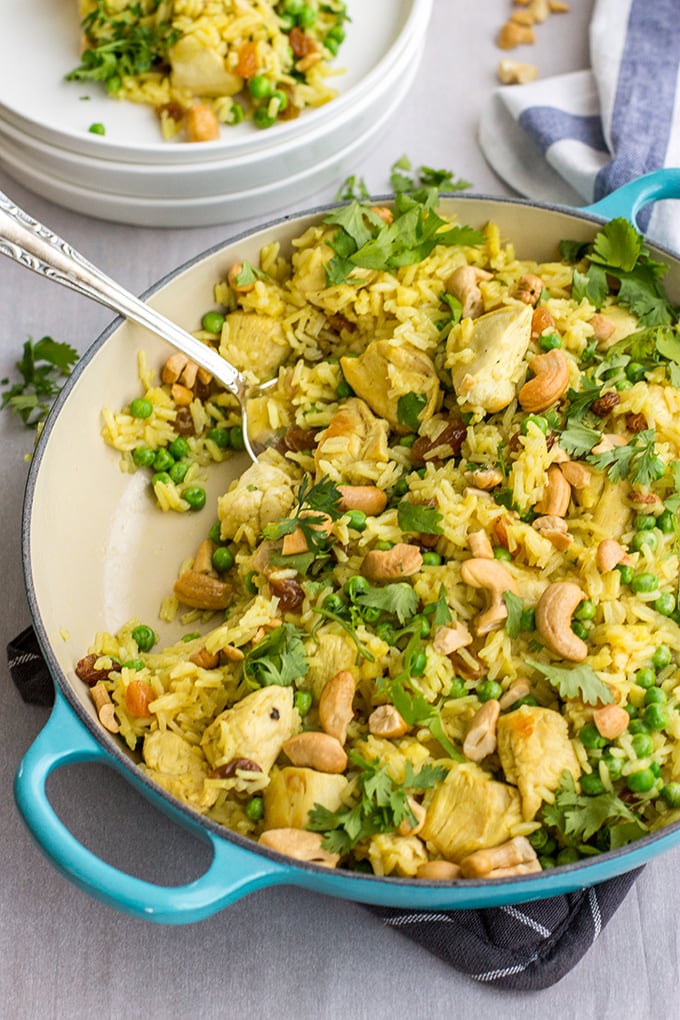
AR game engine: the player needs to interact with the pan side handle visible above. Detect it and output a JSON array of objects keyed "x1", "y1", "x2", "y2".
[
  {"x1": 582, "y1": 168, "x2": 680, "y2": 227},
  {"x1": 14, "y1": 689, "x2": 289, "y2": 923}
]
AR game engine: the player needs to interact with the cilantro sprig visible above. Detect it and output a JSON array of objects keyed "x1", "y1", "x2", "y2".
[
  {"x1": 587, "y1": 428, "x2": 666, "y2": 488},
  {"x1": 262, "y1": 474, "x2": 342, "y2": 553},
  {"x1": 542, "y1": 771, "x2": 642, "y2": 846},
  {"x1": 527, "y1": 659, "x2": 613, "y2": 706},
  {"x1": 1, "y1": 336, "x2": 78, "y2": 428},
  {"x1": 243, "y1": 623, "x2": 308, "y2": 689},
  {"x1": 307, "y1": 751, "x2": 446, "y2": 856}
]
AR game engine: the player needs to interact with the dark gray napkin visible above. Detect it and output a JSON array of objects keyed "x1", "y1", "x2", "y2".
[{"x1": 7, "y1": 624, "x2": 641, "y2": 990}]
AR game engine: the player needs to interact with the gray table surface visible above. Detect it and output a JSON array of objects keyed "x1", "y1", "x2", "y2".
[{"x1": 2, "y1": 2, "x2": 679, "y2": 1017}]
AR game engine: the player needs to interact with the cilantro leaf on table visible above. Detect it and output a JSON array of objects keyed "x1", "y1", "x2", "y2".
[
  {"x1": 526, "y1": 659, "x2": 613, "y2": 706},
  {"x1": 396, "y1": 499, "x2": 443, "y2": 535},
  {"x1": 542, "y1": 770, "x2": 640, "y2": 844},
  {"x1": 243, "y1": 623, "x2": 308, "y2": 689},
  {"x1": 1, "y1": 336, "x2": 78, "y2": 428},
  {"x1": 307, "y1": 751, "x2": 446, "y2": 856}
]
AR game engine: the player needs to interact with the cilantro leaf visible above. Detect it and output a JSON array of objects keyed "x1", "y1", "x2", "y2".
[
  {"x1": 431, "y1": 584, "x2": 453, "y2": 627},
  {"x1": 587, "y1": 429, "x2": 665, "y2": 488},
  {"x1": 243, "y1": 623, "x2": 308, "y2": 689},
  {"x1": 262, "y1": 474, "x2": 342, "y2": 552},
  {"x1": 589, "y1": 218, "x2": 642, "y2": 272},
  {"x1": 571, "y1": 264, "x2": 609, "y2": 308},
  {"x1": 559, "y1": 422, "x2": 602, "y2": 456},
  {"x1": 542, "y1": 771, "x2": 639, "y2": 843},
  {"x1": 526, "y1": 659, "x2": 613, "y2": 705},
  {"x1": 503, "y1": 591, "x2": 524, "y2": 638},
  {"x1": 397, "y1": 499, "x2": 443, "y2": 535},
  {"x1": 564, "y1": 379, "x2": 603, "y2": 421},
  {"x1": 1, "y1": 336, "x2": 78, "y2": 428},
  {"x1": 397, "y1": 391, "x2": 428, "y2": 431},
  {"x1": 357, "y1": 582, "x2": 419, "y2": 625},
  {"x1": 388, "y1": 678, "x2": 463, "y2": 760}
]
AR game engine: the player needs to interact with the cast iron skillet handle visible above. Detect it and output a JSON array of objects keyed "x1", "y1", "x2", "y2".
[
  {"x1": 582, "y1": 168, "x2": 680, "y2": 226},
  {"x1": 14, "y1": 690, "x2": 290, "y2": 923}
]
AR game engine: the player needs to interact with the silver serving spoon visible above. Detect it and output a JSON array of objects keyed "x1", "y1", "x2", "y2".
[{"x1": 0, "y1": 190, "x2": 268, "y2": 463}]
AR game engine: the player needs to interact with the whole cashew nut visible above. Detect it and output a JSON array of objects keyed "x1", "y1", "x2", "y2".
[
  {"x1": 282, "y1": 732, "x2": 348, "y2": 773},
  {"x1": 518, "y1": 348, "x2": 570, "y2": 412},
  {"x1": 338, "y1": 485, "x2": 388, "y2": 516},
  {"x1": 593, "y1": 703, "x2": 630, "y2": 740},
  {"x1": 535, "y1": 464, "x2": 572, "y2": 517},
  {"x1": 445, "y1": 265, "x2": 492, "y2": 319},
  {"x1": 258, "y1": 828, "x2": 339, "y2": 868},
  {"x1": 319, "y1": 670, "x2": 355, "y2": 745},
  {"x1": 417, "y1": 860, "x2": 462, "y2": 881},
  {"x1": 460, "y1": 557, "x2": 519, "y2": 635},
  {"x1": 596, "y1": 538, "x2": 633, "y2": 572},
  {"x1": 463, "y1": 699, "x2": 501, "y2": 762},
  {"x1": 535, "y1": 581, "x2": 589, "y2": 661},
  {"x1": 361, "y1": 543, "x2": 423, "y2": 582},
  {"x1": 459, "y1": 835, "x2": 538, "y2": 878},
  {"x1": 468, "y1": 529, "x2": 494, "y2": 559},
  {"x1": 368, "y1": 704, "x2": 409, "y2": 739}
]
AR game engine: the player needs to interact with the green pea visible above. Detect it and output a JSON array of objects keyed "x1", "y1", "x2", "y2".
[
  {"x1": 528, "y1": 828, "x2": 551, "y2": 851},
  {"x1": 132, "y1": 446, "x2": 156, "y2": 468},
  {"x1": 634, "y1": 513, "x2": 656, "y2": 531},
  {"x1": 129, "y1": 397, "x2": 153, "y2": 419},
  {"x1": 323, "y1": 593, "x2": 347, "y2": 616},
  {"x1": 651, "y1": 761, "x2": 662, "y2": 778},
  {"x1": 89, "y1": 122, "x2": 106, "y2": 135},
  {"x1": 169, "y1": 460, "x2": 189, "y2": 484},
  {"x1": 153, "y1": 448, "x2": 175, "y2": 472},
  {"x1": 207, "y1": 427, "x2": 230, "y2": 449},
  {"x1": 212, "y1": 546, "x2": 235, "y2": 573},
  {"x1": 580, "y1": 772, "x2": 605, "y2": 796},
  {"x1": 293, "y1": 690, "x2": 313, "y2": 716},
  {"x1": 538, "y1": 332, "x2": 562, "y2": 351},
  {"x1": 284, "y1": 0, "x2": 305, "y2": 13},
  {"x1": 635, "y1": 667, "x2": 656, "y2": 689},
  {"x1": 245, "y1": 796, "x2": 264, "y2": 822},
  {"x1": 477, "y1": 679, "x2": 502, "y2": 702},
  {"x1": 249, "y1": 74, "x2": 272, "y2": 99},
  {"x1": 579, "y1": 722, "x2": 607, "y2": 749},
  {"x1": 393, "y1": 476, "x2": 410, "y2": 498},
  {"x1": 373, "y1": 540, "x2": 393, "y2": 551},
  {"x1": 574, "y1": 599, "x2": 597, "y2": 621},
  {"x1": 539, "y1": 855, "x2": 556, "y2": 870},
  {"x1": 657, "y1": 509, "x2": 676, "y2": 533},
  {"x1": 448, "y1": 676, "x2": 467, "y2": 699},
  {"x1": 344, "y1": 575, "x2": 370, "y2": 601},
  {"x1": 335, "y1": 379, "x2": 354, "y2": 399},
  {"x1": 521, "y1": 414, "x2": 548, "y2": 435},
  {"x1": 652, "y1": 644, "x2": 672, "y2": 669},
  {"x1": 645, "y1": 686, "x2": 667, "y2": 705},
  {"x1": 244, "y1": 570, "x2": 259, "y2": 595},
  {"x1": 152, "y1": 471, "x2": 172, "y2": 486},
  {"x1": 630, "y1": 572, "x2": 659, "y2": 593},
  {"x1": 493, "y1": 546, "x2": 512, "y2": 562},
  {"x1": 520, "y1": 607, "x2": 536, "y2": 632},
  {"x1": 229, "y1": 426, "x2": 245, "y2": 451},
  {"x1": 253, "y1": 105, "x2": 277, "y2": 129},
  {"x1": 131, "y1": 625, "x2": 156, "y2": 652},
  {"x1": 556, "y1": 847, "x2": 581, "y2": 866},
  {"x1": 625, "y1": 361, "x2": 647, "y2": 383},
  {"x1": 412, "y1": 615, "x2": 431, "y2": 639},
  {"x1": 615, "y1": 563, "x2": 634, "y2": 585},
  {"x1": 654, "y1": 592, "x2": 676, "y2": 617},
  {"x1": 228, "y1": 101, "x2": 245, "y2": 125},
  {"x1": 360, "y1": 604, "x2": 381, "y2": 624},
  {"x1": 422, "y1": 551, "x2": 442, "y2": 566},
  {"x1": 209, "y1": 521, "x2": 223, "y2": 544},
  {"x1": 603, "y1": 752, "x2": 624, "y2": 781},
  {"x1": 298, "y1": 4, "x2": 317, "y2": 27},
  {"x1": 540, "y1": 836, "x2": 557, "y2": 856},
  {"x1": 183, "y1": 486, "x2": 206, "y2": 511},
  {"x1": 201, "y1": 311, "x2": 225, "y2": 334},
  {"x1": 660, "y1": 782, "x2": 680, "y2": 808},
  {"x1": 168, "y1": 437, "x2": 190, "y2": 460},
  {"x1": 571, "y1": 620, "x2": 589, "y2": 641},
  {"x1": 324, "y1": 35, "x2": 340, "y2": 55},
  {"x1": 121, "y1": 658, "x2": 144, "y2": 671},
  {"x1": 326, "y1": 24, "x2": 346, "y2": 44},
  {"x1": 643, "y1": 704, "x2": 669, "y2": 731},
  {"x1": 514, "y1": 695, "x2": 538, "y2": 708},
  {"x1": 346, "y1": 509, "x2": 367, "y2": 532},
  {"x1": 615, "y1": 379, "x2": 634, "y2": 392},
  {"x1": 627, "y1": 767, "x2": 657, "y2": 794},
  {"x1": 375, "y1": 621, "x2": 397, "y2": 645},
  {"x1": 632, "y1": 732, "x2": 654, "y2": 758},
  {"x1": 398, "y1": 434, "x2": 417, "y2": 448},
  {"x1": 409, "y1": 650, "x2": 427, "y2": 676},
  {"x1": 624, "y1": 703, "x2": 638, "y2": 719},
  {"x1": 628, "y1": 718, "x2": 649, "y2": 735},
  {"x1": 631, "y1": 530, "x2": 658, "y2": 553}
]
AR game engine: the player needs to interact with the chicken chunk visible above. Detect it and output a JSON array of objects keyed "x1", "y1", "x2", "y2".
[
  {"x1": 497, "y1": 705, "x2": 581, "y2": 820},
  {"x1": 142, "y1": 730, "x2": 215, "y2": 810},
  {"x1": 219, "y1": 311, "x2": 290, "y2": 382},
  {"x1": 446, "y1": 304, "x2": 533, "y2": 413},
  {"x1": 314, "y1": 398, "x2": 389, "y2": 482},
  {"x1": 169, "y1": 35, "x2": 244, "y2": 97},
  {"x1": 201, "y1": 686, "x2": 300, "y2": 774},
  {"x1": 305, "y1": 631, "x2": 357, "y2": 702},
  {"x1": 420, "y1": 762, "x2": 523, "y2": 862},
  {"x1": 218, "y1": 461, "x2": 296, "y2": 544},
  {"x1": 263, "y1": 766, "x2": 348, "y2": 829},
  {"x1": 339, "y1": 340, "x2": 440, "y2": 432}
]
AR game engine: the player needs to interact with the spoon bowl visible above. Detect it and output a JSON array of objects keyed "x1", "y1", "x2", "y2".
[{"x1": 0, "y1": 191, "x2": 267, "y2": 462}]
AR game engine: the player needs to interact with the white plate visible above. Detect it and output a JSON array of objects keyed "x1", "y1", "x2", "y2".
[
  {"x1": 0, "y1": 0, "x2": 431, "y2": 165},
  {"x1": 0, "y1": 28, "x2": 425, "y2": 200},
  {"x1": 0, "y1": 61, "x2": 413, "y2": 227}
]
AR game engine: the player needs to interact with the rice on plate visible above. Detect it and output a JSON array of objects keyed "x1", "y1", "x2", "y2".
[
  {"x1": 69, "y1": 0, "x2": 348, "y2": 141},
  {"x1": 76, "y1": 178, "x2": 680, "y2": 881}
]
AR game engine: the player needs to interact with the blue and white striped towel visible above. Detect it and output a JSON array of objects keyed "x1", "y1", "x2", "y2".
[{"x1": 480, "y1": 0, "x2": 680, "y2": 252}]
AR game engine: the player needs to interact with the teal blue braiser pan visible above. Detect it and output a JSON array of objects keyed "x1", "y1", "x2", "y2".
[{"x1": 15, "y1": 169, "x2": 680, "y2": 924}]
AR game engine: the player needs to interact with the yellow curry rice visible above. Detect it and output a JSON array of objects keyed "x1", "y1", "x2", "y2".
[{"x1": 81, "y1": 193, "x2": 680, "y2": 879}]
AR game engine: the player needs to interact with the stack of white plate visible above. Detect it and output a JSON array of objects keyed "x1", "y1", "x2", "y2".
[{"x1": 0, "y1": 0, "x2": 432, "y2": 228}]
